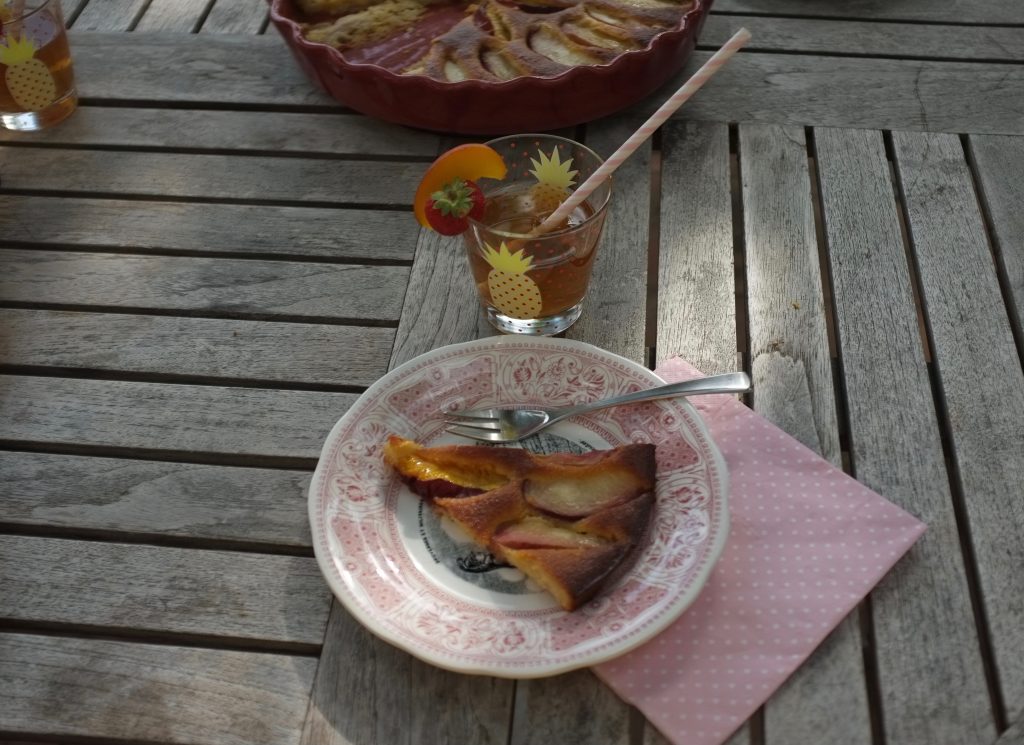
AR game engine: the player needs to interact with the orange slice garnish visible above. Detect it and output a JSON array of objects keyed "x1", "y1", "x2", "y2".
[{"x1": 414, "y1": 143, "x2": 507, "y2": 228}]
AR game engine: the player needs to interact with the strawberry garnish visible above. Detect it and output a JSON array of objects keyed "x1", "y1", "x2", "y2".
[{"x1": 424, "y1": 177, "x2": 486, "y2": 236}]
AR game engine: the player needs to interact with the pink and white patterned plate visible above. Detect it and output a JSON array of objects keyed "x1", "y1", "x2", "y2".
[{"x1": 309, "y1": 336, "x2": 729, "y2": 677}]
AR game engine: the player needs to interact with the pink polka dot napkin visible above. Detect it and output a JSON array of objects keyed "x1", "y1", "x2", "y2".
[{"x1": 594, "y1": 358, "x2": 926, "y2": 745}]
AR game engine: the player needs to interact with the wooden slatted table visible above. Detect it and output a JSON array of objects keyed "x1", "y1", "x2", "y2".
[{"x1": 2, "y1": 1, "x2": 1023, "y2": 744}]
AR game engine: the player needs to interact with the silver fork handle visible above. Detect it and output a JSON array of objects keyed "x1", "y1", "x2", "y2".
[{"x1": 548, "y1": 371, "x2": 751, "y2": 424}]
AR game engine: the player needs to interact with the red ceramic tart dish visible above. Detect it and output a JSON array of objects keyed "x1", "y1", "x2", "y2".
[{"x1": 267, "y1": 0, "x2": 712, "y2": 134}]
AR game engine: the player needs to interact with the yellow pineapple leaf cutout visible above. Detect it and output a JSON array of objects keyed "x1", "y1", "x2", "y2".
[
  {"x1": 529, "y1": 147, "x2": 578, "y2": 214},
  {"x1": 482, "y1": 241, "x2": 543, "y2": 319},
  {"x1": 0, "y1": 34, "x2": 57, "y2": 111}
]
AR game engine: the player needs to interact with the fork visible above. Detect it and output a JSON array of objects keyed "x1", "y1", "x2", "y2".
[{"x1": 443, "y1": 371, "x2": 751, "y2": 442}]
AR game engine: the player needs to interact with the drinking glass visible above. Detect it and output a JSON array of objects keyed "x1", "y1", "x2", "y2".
[
  {"x1": 464, "y1": 134, "x2": 612, "y2": 336},
  {"x1": 0, "y1": 0, "x2": 77, "y2": 131}
]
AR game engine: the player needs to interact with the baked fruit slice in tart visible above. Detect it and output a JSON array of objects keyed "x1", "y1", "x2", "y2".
[{"x1": 383, "y1": 435, "x2": 656, "y2": 611}]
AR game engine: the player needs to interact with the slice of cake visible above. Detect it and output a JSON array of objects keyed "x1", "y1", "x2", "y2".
[{"x1": 383, "y1": 435, "x2": 656, "y2": 610}]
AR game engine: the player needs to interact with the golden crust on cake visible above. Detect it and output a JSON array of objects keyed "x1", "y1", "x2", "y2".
[
  {"x1": 304, "y1": 0, "x2": 433, "y2": 47},
  {"x1": 383, "y1": 435, "x2": 657, "y2": 610}
]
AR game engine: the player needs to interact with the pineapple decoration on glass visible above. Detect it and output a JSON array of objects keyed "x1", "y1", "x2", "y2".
[
  {"x1": 0, "y1": 0, "x2": 77, "y2": 131},
  {"x1": 482, "y1": 241, "x2": 543, "y2": 320}
]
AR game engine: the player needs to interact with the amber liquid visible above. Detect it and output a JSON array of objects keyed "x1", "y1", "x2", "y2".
[
  {"x1": 0, "y1": 9, "x2": 76, "y2": 126},
  {"x1": 465, "y1": 183, "x2": 604, "y2": 318}
]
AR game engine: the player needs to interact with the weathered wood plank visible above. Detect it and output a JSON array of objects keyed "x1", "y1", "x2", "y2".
[
  {"x1": 134, "y1": 0, "x2": 210, "y2": 32},
  {"x1": 201, "y1": 0, "x2": 267, "y2": 33},
  {"x1": 814, "y1": 126, "x2": 995, "y2": 743},
  {"x1": 0, "y1": 196, "x2": 420, "y2": 262},
  {"x1": 69, "y1": 0, "x2": 144, "y2": 30},
  {"x1": 0, "y1": 309, "x2": 395, "y2": 386},
  {"x1": 649, "y1": 119, "x2": 751, "y2": 745},
  {"x1": 713, "y1": 0, "x2": 1024, "y2": 24},
  {"x1": 68, "y1": 34, "x2": 1024, "y2": 134},
  {"x1": 739, "y1": 122, "x2": 870, "y2": 744},
  {"x1": 72, "y1": 32, "x2": 335, "y2": 105},
  {"x1": 0, "y1": 148, "x2": 422, "y2": 205},
  {"x1": 0, "y1": 451, "x2": 313, "y2": 546},
  {"x1": 740, "y1": 123, "x2": 840, "y2": 465},
  {"x1": 565, "y1": 112, "x2": 651, "y2": 363},
  {"x1": 387, "y1": 228, "x2": 493, "y2": 367},
  {"x1": 0, "y1": 535, "x2": 331, "y2": 642},
  {"x1": 0, "y1": 250, "x2": 408, "y2": 323},
  {"x1": 765, "y1": 616, "x2": 869, "y2": 744},
  {"x1": 511, "y1": 670, "x2": 630, "y2": 745},
  {"x1": 0, "y1": 375, "x2": 353, "y2": 459},
  {"x1": 650, "y1": 51, "x2": 1024, "y2": 136},
  {"x1": 657, "y1": 120, "x2": 735, "y2": 372},
  {"x1": 302, "y1": 605, "x2": 513, "y2": 745},
  {"x1": 0, "y1": 106, "x2": 440, "y2": 156},
  {"x1": 62, "y1": 0, "x2": 91, "y2": 24},
  {"x1": 701, "y1": 13, "x2": 1024, "y2": 62},
  {"x1": 967, "y1": 135, "x2": 1024, "y2": 331},
  {"x1": 302, "y1": 224, "x2": 511, "y2": 745},
  {"x1": 0, "y1": 632, "x2": 318, "y2": 745},
  {"x1": 892, "y1": 130, "x2": 1024, "y2": 725},
  {"x1": 647, "y1": 723, "x2": 751, "y2": 745}
]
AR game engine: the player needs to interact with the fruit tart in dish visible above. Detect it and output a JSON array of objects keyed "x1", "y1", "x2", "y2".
[
  {"x1": 299, "y1": 0, "x2": 699, "y2": 83},
  {"x1": 383, "y1": 434, "x2": 657, "y2": 610},
  {"x1": 268, "y1": 0, "x2": 711, "y2": 133}
]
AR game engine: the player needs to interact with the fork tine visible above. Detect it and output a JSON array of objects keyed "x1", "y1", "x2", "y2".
[
  {"x1": 444, "y1": 425, "x2": 510, "y2": 443},
  {"x1": 442, "y1": 410, "x2": 500, "y2": 424},
  {"x1": 441, "y1": 418, "x2": 502, "y2": 432}
]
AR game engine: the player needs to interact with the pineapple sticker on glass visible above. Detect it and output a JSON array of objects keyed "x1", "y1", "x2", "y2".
[
  {"x1": 0, "y1": 0, "x2": 77, "y2": 131},
  {"x1": 463, "y1": 135, "x2": 612, "y2": 335}
]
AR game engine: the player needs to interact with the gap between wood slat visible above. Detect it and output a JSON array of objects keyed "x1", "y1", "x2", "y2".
[
  {"x1": 961, "y1": 135, "x2": 1024, "y2": 369},
  {"x1": 126, "y1": 0, "x2": 156, "y2": 31},
  {"x1": 803, "y1": 128, "x2": 848, "y2": 453},
  {"x1": 804, "y1": 126, "x2": 885, "y2": 743},
  {"x1": 0, "y1": 520, "x2": 314, "y2": 557},
  {"x1": 0, "y1": 241, "x2": 412, "y2": 267},
  {"x1": 888, "y1": 139, "x2": 1009, "y2": 733},
  {"x1": 644, "y1": 127, "x2": 663, "y2": 369},
  {"x1": 0, "y1": 241, "x2": 410, "y2": 266},
  {"x1": 0, "y1": 364, "x2": 369, "y2": 394},
  {"x1": 0, "y1": 301, "x2": 401, "y2": 328},
  {"x1": 64, "y1": 0, "x2": 88, "y2": 27},
  {"x1": 0, "y1": 188, "x2": 409, "y2": 212},
  {"x1": 694, "y1": 43, "x2": 1024, "y2": 66},
  {"x1": 76, "y1": 98, "x2": 352, "y2": 115},
  {"x1": 190, "y1": 0, "x2": 218, "y2": 33},
  {"x1": 0, "y1": 440, "x2": 320, "y2": 471},
  {"x1": 0, "y1": 731, "x2": 183, "y2": 745},
  {"x1": 0, "y1": 619, "x2": 322, "y2": 656},
  {"x1": 728, "y1": 124, "x2": 752, "y2": 390},
  {"x1": 881, "y1": 131, "x2": 933, "y2": 364},
  {"x1": 709, "y1": 9, "x2": 1024, "y2": 28},
  {"x1": 857, "y1": 598, "x2": 885, "y2": 745},
  {"x1": 0, "y1": 139, "x2": 436, "y2": 163}
]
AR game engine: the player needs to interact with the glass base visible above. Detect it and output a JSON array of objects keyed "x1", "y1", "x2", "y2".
[
  {"x1": 1, "y1": 89, "x2": 78, "y2": 131},
  {"x1": 485, "y1": 301, "x2": 583, "y2": 336}
]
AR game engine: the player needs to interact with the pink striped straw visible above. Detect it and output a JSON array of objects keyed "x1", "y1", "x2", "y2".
[{"x1": 534, "y1": 27, "x2": 752, "y2": 235}]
